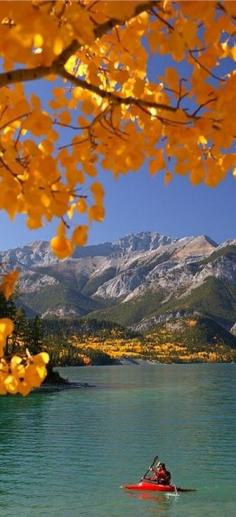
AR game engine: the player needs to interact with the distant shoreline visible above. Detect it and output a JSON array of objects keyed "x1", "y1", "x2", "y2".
[{"x1": 36, "y1": 360, "x2": 235, "y2": 393}]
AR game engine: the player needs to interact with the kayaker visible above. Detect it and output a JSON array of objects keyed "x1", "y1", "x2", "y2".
[{"x1": 151, "y1": 462, "x2": 171, "y2": 485}]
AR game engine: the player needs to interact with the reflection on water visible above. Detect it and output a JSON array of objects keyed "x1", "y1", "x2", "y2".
[
  {"x1": 126, "y1": 491, "x2": 180, "y2": 517},
  {"x1": 0, "y1": 364, "x2": 235, "y2": 517}
]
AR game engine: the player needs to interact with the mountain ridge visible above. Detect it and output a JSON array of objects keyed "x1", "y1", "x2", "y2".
[{"x1": 2, "y1": 231, "x2": 236, "y2": 332}]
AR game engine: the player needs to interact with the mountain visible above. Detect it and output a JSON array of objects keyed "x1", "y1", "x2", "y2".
[{"x1": 2, "y1": 231, "x2": 236, "y2": 331}]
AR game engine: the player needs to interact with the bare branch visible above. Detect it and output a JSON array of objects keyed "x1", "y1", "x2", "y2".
[
  {"x1": 150, "y1": 8, "x2": 175, "y2": 31},
  {"x1": 191, "y1": 97, "x2": 217, "y2": 117},
  {"x1": 58, "y1": 137, "x2": 90, "y2": 151},
  {"x1": 54, "y1": 120, "x2": 90, "y2": 131},
  {"x1": 189, "y1": 50, "x2": 226, "y2": 82}
]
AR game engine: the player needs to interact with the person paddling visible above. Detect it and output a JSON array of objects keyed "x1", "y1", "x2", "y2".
[{"x1": 151, "y1": 462, "x2": 171, "y2": 485}]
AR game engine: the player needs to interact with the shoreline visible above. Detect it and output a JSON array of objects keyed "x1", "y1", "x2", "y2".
[{"x1": 34, "y1": 381, "x2": 95, "y2": 393}]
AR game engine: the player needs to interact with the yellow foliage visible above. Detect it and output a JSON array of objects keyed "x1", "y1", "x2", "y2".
[
  {"x1": 0, "y1": 346, "x2": 49, "y2": 395},
  {"x1": 0, "y1": 0, "x2": 233, "y2": 260},
  {"x1": 0, "y1": 270, "x2": 49, "y2": 395}
]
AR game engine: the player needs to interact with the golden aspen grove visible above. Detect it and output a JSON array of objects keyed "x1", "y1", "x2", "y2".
[{"x1": 0, "y1": 0, "x2": 235, "y2": 394}]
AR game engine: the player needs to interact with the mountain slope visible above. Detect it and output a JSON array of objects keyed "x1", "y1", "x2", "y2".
[{"x1": 42, "y1": 315, "x2": 236, "y2": 365}]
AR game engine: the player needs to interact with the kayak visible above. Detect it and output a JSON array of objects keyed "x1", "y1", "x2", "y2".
[
  {"x1": 123, "y1": 480, "x2": 176, "y2": 492},
  {"x1": 123, "y1": 480, "x2": 196, "y2": 493}
]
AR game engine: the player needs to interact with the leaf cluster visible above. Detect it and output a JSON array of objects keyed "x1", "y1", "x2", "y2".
[{"x1": 0, "y1": 1, "x2": 235, "y2": 258}]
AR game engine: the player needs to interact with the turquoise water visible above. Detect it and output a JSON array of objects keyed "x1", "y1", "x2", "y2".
[{"x1": 0, "y1": 364, "x2": 236, "y2": 516}]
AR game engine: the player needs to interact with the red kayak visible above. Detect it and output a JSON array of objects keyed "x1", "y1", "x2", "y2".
[
  {"x1": 123, "y1": 457, "x2": 196, "y2": 494},
  {"x1": 124, "y1": 480, "x2": 176, "y2": 492}
]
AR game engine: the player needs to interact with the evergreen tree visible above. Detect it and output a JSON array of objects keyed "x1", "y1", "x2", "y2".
[
  {"x1": 10, "y1": 308, "x2": 28, "y2": 356},
  {"x1": 27, "y1": 315, "x2": 44, "y2": 356}
]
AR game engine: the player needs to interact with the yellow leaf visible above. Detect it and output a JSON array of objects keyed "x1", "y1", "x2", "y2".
[
  {"x1": 17, "y1": 381, "x2": 32, "y2": 396},
  {"x1": 181, "y1": 20, "x2": 198, "y2": 47},
  {"x1": 0, "y1": 270, "x2": 19, "y2": 300},
  {"x1": 58, "y1": 111, "x2": 71, "y2": 125},
  {"x1": 231, "y1": 47, "x2": 236, "y2": 61},
  {"x1": 33, "y1": 33, "x2": 44, "y2": 48},
  {"x1": 39, "y1": 140, "x2": 54, "y2": 155},
  {"x1": 90, "y1": 182, "x2": 104, "y2": 202},
  {"x1": 168, "y1": 32, "x2": 185, "y2": 62},
  {"x1": 164, "y1": 171, "x2": 173, "y2": 185},
  {"x1": 27, "y1": 216, "x2": 42, "y2": 230},
  {"x1": 33, "y1": 352, "x2": 50, "y2": 366},
  {"x1": 84, "y1": 163, "x2": 97, "y2": 177},
  {"x1": 190, "y1": 167, "x2": 205, "y2": 185},
  {"x1": 88, "y1": 205, "x2": 105, "y2": 222},
  {"x1": 65, "y1": 167, "x2": 82, "y2": 187},
  {"x1": 53, "y1": 37, "x2": 63, "y2": 56},
  {"x1": 0, "y1": 318, "x2": 14, "y2": 337},
  {"x1": 10, "y1": 356, "x2": 22, "y2": 371},
  {"x1": 72, "y1": 225, "x2": 88, "y2": 246},
  {"x1": 4, "y1": 374, "x2": 18, "y2": 394},
  {"x1": 50, "y1": 235, "x2": 74, "y2": 259},
  {"x1": 149, "y1": 151, "x2": 165, "y2": 175},
  {"x1": 68, "y1": 5, "x2": 95, "y2": 44},
  {"x1": 198, "y1": 135, "x2": 208, "y2": 145},
  {"x1": 165, "y1": 67, "x2": 179, "y2": 91},
  {"x1": 24, "y1": 364, "x2": 45, "y2": 388},
  {"x1": 77, "y1": 198, "x2": 87, "y2": 213}
]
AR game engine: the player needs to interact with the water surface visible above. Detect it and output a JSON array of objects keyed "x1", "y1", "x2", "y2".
[{"x1": 0, "y1": 364, "x2": 235, "y2": 516}]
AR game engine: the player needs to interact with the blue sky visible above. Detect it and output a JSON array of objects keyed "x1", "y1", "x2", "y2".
[
  {"x1": 0, "y1": 34, "x2": 235, "y2": 251},
  {"x1": 1, "y1": 166, "x2": 235, "y2": 250}
]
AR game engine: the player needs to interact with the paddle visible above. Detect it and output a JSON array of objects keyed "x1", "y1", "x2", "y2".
[
  {"x1": 176, "y1": 487, "x2": 197, "y2": 493},
  {"x1": 142, "y1": 455, "x2": 159, "y2": 480}
]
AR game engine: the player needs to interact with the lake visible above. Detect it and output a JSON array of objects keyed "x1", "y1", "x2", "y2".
[{"x1": 0, "y1": 364, "x2": 236, "y2": 517}]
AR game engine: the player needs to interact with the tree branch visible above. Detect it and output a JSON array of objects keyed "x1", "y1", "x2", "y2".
[
  {"x1": 59, "y1": 69, "x2": 177, "y2": 114},
  {"x1": 0, "y1": 65, "x2": 50, "y2": 88},
  {"x1": 0, "y1": 1, "x2": 158, "y2": 87}
]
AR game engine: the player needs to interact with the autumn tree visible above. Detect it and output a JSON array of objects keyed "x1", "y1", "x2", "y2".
[
  {"x1": 0, "y1": 270, "x2": 49, "y2": 395},
  {"x1": 0, "y1": 0, "x2": 235, "y2": 393}
]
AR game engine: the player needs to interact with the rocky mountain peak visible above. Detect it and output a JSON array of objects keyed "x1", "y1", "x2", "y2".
[
  {"x1": 173, "y1": 234, "x2": 217, "y2": 260},
  {"x1": 113, "y1": 231, "x2": 173, "y2": 254}
]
